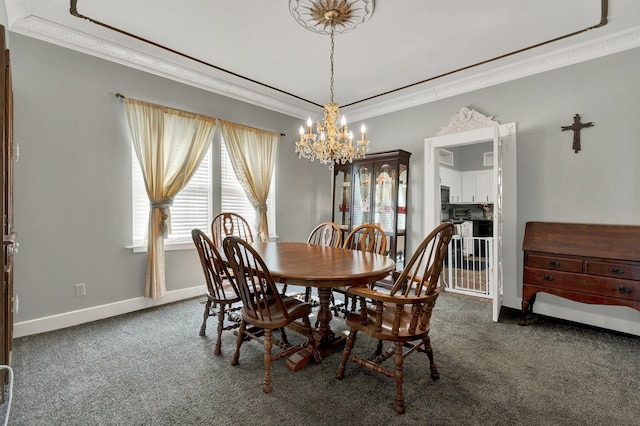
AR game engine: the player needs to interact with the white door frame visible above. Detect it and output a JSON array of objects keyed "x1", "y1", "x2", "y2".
[{"x1": 424, "y1": 123, "x2": 517, "y2": 321}]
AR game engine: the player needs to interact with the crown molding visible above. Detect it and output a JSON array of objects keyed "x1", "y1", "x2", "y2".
[
  {"x1": 9, "y1": 15, "x2": 640, "y2": 121},
  {"x1": 348, "y1": 26, "x2": 640, "y2": 121},
  {"x1": 9, "y1": 16, "x2": 319, "y2": 119}
]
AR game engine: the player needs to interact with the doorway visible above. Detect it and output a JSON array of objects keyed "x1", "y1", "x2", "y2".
[{"x1": 424, "y1": 124, "x2": 517, "y2": 322}]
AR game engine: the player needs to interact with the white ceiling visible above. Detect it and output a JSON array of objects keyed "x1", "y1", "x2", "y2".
[{"x1": 6, "y1": 0, "x2": 640, "y2": 120}]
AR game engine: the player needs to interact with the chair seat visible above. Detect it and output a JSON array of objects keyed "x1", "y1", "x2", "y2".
[
  {"x1": 208, "y1": 279, "x2": 242, "y2": 303},
  {"x1": 242, "y1": 296, "x2": 313, "y2": 330},
  {"x1": 344, "y1": 303, "x2": 431, "y2": 342}
]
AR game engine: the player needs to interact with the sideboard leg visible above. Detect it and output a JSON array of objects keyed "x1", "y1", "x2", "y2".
[
  {"x1": 518, "y1": 293, "x2": 536, "y2": 326},
  {"x1": 518, "y1": 300, "x2": 529, "y2": 326}
]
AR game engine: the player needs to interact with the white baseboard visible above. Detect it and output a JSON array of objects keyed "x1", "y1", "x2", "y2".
[{"x1": 13, "y1": 285, "x2": 207, "y2": 338}]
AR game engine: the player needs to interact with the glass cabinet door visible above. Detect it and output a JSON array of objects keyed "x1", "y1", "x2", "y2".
[
  {"x1": 352, "y1": 164, "x2": 372, "y2": 228},
  {"x1": 398, "y1": 165, "x2": 408, "y2": 233},
  {"x1": 374, "y1": 163, "x2": 396, "y2": 236},
  {"x1": 396, "y1": 165, "x2": 408, "y2": 266},
  {"x1": 333, "y1": 166, "x2": 351, "y2": 230}
]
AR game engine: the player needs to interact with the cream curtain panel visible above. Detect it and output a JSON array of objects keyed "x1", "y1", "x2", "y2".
[
  {"x1": 125, "y1": 98, "x2": 218, "y2": 298},
  {"x1": 220, "y1": 121, "x2": 278, "y2": 242}
]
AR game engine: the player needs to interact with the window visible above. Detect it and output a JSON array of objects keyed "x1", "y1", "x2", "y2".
[
  {"x1": 132, "y1": 146, "x2": 212, "y2": 248},
  {"x1": 221, "y1": 139, "x2": 276, "y2": 239}
]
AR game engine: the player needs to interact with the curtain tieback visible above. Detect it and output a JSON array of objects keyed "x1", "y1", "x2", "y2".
[
  {"x1": 150, "y1": 198, "x2": 174, "y2": 238},
  {"x1": 258, "y1": 204, "x2": 268, "y2": 213}
]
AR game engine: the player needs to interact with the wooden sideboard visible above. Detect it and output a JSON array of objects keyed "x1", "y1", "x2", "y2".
[{"x1": 519, "y1": 221, "x2": 640, "y2": 326}]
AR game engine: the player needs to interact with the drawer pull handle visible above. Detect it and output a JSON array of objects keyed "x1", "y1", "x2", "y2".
[
  {"x1": 543, "y1": 275, "x2": 554, "y2": 282},
  {"x1": 610, "y1": 267, "x2": 625, "y2": 275},
  {"x1": 548, "y1": 260, "x2": 560, "y2": 267},
  {"x1": 617, "y1": 286, "x2": 632, "y2": 294}
]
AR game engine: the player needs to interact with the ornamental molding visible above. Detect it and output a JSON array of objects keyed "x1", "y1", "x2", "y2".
[
  {"x1": 437, "y1": 107, "x2": 500, "y2": 136},
  {"x1": 9, "y1": 14, "x2": 640, "y2": 121},
  {"x1": 289, "y1": 0, "x2": 375, "y2": 35}
]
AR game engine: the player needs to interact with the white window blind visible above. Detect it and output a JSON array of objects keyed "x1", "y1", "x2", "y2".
[
  {"x1": 221, "y1": 139, "x2": 276, "y2": 239},
  {"x1": 132, "y1": 146, "x2": 212, "y2": 246}
]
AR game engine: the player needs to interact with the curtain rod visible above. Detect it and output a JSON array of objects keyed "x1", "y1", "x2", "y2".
[{"x1": 114, "y1": 93, "x2": 285, "y2": 137}]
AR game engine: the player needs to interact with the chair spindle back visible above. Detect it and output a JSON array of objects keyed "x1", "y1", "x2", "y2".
[
  {"x1": 307, "y1": 222, "x2": 342, "y2": 247},
  {"x1": 390, "y1": 222, "x2": 454, "y2": 297},
  {"x1": 211, "y1": 212, "x2": 254, "y2": 247}
]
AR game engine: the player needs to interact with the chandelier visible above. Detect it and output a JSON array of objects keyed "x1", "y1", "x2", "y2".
[{"x1": 292, "y1": 0, "x2": 374, "y2": 169}]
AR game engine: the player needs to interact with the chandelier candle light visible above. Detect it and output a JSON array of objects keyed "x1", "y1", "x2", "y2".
[{"x1": 293, "y1": 0, "x2": 372, "y2": 169}]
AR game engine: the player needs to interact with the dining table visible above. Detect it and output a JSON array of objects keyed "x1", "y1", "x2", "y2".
[{"x1": 245, "y1": 241, "x2": 396, "y2": 368}]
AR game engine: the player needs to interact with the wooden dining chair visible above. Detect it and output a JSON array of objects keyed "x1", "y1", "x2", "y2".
[
  {"x1": 306, "y1": 221, "x2": 342, "y2": 247},
  {"x1": 191, "y1": 229, "x2": 242, "y2": 355},
  {"x1": 211, "y1": 212, "x2": 254, "y2": 247},
  {"x1": 222, "y1": 236, "x2": 321, "y2": 394},
  {"x1": 335, "y1": 222, "x2": 454, "y2": 414},
  {"x1": 333, "y1": 224, "x2": 387, "y2": 315}
]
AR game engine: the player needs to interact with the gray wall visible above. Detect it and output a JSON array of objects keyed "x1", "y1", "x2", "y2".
[
  {"x1": 10, "y1": 33, "x2": 330, "y2": 323},
  {"x1": 449, "y1": 142, "x2": 494, "y2": 171},
  {"x1": 352, "y1": 47, "x2": 640, "y2": 334},
  {"x1": 9, "y1": 32, "x2": 640, "y2": 334}
]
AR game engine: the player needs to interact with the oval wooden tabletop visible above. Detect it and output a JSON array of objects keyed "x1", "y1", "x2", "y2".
[{"x1": 250, "y1": 241, "x2": 396, "y2": 288}]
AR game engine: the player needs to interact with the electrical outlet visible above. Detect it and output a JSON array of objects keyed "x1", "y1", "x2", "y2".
[{"x1": 75, "y1": 283, "x2": 86, "y2": 297}]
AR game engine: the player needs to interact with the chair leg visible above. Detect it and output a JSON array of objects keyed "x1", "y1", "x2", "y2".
[
  {"x1": 336, "y1": 329, "x2": 357, "y2": 379},
  {"x1": 340, "y1": 293, "x2": 347, "y2": 313},
  {"x1": 423, "y1": 333, "x2": 439, "y2": 380},
  {"x1": 375, "y1": 339, "x2": 384, "y2": 356},
  {"x1": 394, "y1": 342, "x2": 406, "y2": 415},
  {"x1": 263, "y1": 329, "x2": 273, "y2": 393},
  {"x1": 280, "y1": 327, "x2": 290, "y2": 346},
  {"x1": 231, "y1": 320, "x2": 246, "y2": 366},
  {"x1": 350, "y1": 295, "x2": 357, "y2": 312},
  {"x1": 200, "y1": 299, "x2": 212, "y2": 336},
  {"x1": 302, "y1": 316, "x2": 322, "y2": 364},
  {"x1": 214, "y1": 304, "x2": 225, "y2": 356}
]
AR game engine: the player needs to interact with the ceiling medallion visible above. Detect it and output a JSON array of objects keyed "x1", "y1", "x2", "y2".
[
  {"x1": 293, "y1": 0, "x2": 373, "y2": 169},
  {"x1": 289, "y1": 0, "x2": 375, "y2": 35}
]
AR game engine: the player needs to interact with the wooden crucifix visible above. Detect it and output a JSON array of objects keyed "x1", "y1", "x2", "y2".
[{"x1": 561, "y1": 114, "x2": 594, "y2": 153}]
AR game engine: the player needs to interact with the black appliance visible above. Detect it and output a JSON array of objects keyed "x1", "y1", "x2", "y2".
[
  {"x1": 440, "y1": 185, "x2": 450, "y2": 205},
  {"x1": 473, "y1": 220, "x2": 493, "y2": 237},
  {"x1": 440, "y1": 186, "x2": 450, "y2": 221},
  {"x1": 473, "y1": 220, "x2": 493, "y2": 257}
]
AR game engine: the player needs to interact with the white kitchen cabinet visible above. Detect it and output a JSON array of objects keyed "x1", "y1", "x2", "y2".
[
  {"x1": 475, "y1": 169, "x2": 494, "y2": 203},
  {"x1": 440, "y1": 167, "x2": 461, "y2": 203},
  {"x1": 449, "y1": 170, "x2": 462, "y2": 203},
  {"x1": 461, "y1": 171, "x2": 475, "y2": 203},
  {"x1": 461, "y1": 169, "x2": 494, "y2": 203}
]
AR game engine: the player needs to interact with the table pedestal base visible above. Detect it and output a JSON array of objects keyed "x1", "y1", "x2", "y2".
[{"x1": 285, "y1": 287, "x2": 349, "y2": 372}]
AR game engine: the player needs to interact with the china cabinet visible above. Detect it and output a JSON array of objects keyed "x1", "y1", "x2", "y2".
[{"x1": 332, "y1": 150, "x2": 411, "y2": 270}]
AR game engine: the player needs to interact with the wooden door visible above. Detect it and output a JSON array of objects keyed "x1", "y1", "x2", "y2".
[{"x1": 0, "y1": 25, "x2": 15, "y2": 394}]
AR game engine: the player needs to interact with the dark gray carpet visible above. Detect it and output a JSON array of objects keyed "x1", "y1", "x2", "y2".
[{"x1": 4, "y1": 291, "x2": 640, "y2": 425}]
